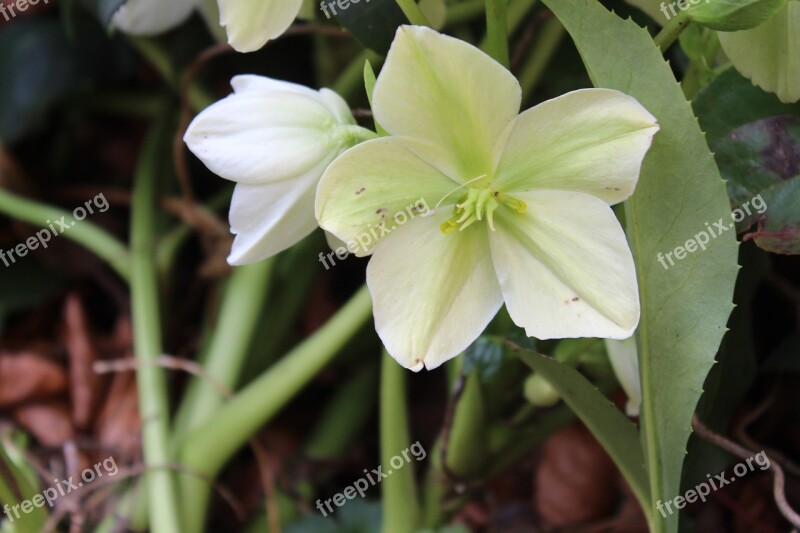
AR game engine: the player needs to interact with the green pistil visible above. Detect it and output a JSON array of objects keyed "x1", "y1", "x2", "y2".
[{"x1": 440, "y1": 188, "x2": 527, "y2": 234}]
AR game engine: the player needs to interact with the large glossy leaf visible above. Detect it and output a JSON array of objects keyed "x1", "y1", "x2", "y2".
[
  {"x1": 515, "y1": 349, "x2": 649, "y2": 513},
  {"x1": 694, "y1": 68, "x2": 800, "y2": 254},
  {"x1": 542, "y1": 2, "x2": 739, "y2": 531}
]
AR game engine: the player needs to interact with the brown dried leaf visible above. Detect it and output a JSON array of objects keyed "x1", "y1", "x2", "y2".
[
  {"x1": 534, "y1": 423, "x2": 619, "y2": 527},
  {"x1": 13, "y1": 399, "x2": 74, "y2": 448},
  {"x1": 0, "y1": 352, "x2": 68, "y2": 408},
  {"x1": 61, "y1": 293, "x2": 106, "y2": 430}
]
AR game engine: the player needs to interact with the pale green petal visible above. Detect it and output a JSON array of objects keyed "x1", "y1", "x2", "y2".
[
  {"x1": 605, "y1": 337, "x2": 641, "y2": 417},
  {"x1": 185, "y1": 86, "x2": 347, "y2": 184},
  {"x1": 316, "y1": 138, "x2": 458, "y2": 256},
  {"x1": 218, "y1": 0, "x2": 303, "y2": 52},
  {"x1": 112, "y1": 0, "x2": 198, "y2": 35},
  {"x1": 227, "y1": 158, "x2": 330, "y2": 264},
  {"x1": 495, "y1": 89, "x2": 659, "y2": 204},
  {"x1": 718, "y1": 3, "x2": 800, "y2": 103},
  {"x1": 490, "y1": 190, "x2": 640, "y2": 340},
  {"x1": 372, "y1": 26, "x2": 521, "y2": 182},
  {"x1": 367, "y1": 211, "x2": 503, "y2": 371}
]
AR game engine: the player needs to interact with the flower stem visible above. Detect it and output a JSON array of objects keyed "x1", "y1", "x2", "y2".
[
  {"x1": 0, "y1": 188, "x2": 130, "y2": 281},
  {"x1": 484, "y1": 0, "x2": 510, "y2": 67},
  {"x1": 177, "y1": 286, "x2": 373, "y2": 527},
  {"x1": 653, "y1": 10, "x2": 691, "y2": 52},
  {"x1": 445, "y1": 0, "x2": 485, "y2": 26},
  {"x1": 380, "y1": 351, "x2": 419, "y2": 533},
  {"x1": 396, "y1": 0, "x2": 431, "y2": 26},
  {"x1": 130, "y1": 120, "x2": 183, "y2": 533}
]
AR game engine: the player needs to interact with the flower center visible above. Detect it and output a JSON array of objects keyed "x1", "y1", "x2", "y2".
[{"x1": 440, "y1": 187, "x2": 527, "y2": 234}]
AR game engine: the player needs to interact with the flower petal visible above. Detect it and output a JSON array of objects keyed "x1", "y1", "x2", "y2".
[
  {"x1": 316, "y1": 137, "x2": 458, "y2": 256},
  {"x1": 489, "y1": 189, "x2": 640, "y2": 340},
  {"x1": 495, "y1": 89, "x2": 659, "y2": 204},
  {"x1": 227, "y1": 159, "x2": 328, "y2": 265},
  {"x1": 718, "y1": 3, "x2": 800, "y2": 103},
  {"x1": 367, "y1": 211, "x2": 503, "y2": 371},
  {"x1": 605, "y1": 337, "x2": 641, "y2": 417},
  {"x1": 112, "y1": 0, "x2": 198, "y2": 35},
  {"x1": 218, "y1": 0, "x2": 303, "y2": 52},
  {"x1": 373, "y1": 26, "x2": 521, "y2": 182},
  {"x1": 185, "y1": 86, "x2": 349, "y2": 184}
]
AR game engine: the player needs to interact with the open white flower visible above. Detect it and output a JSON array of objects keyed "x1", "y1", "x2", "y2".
[
  {"x1": 316, "y1": 26, "x2": 659, "y2": 371},
  {"x1": 185, "y1": 75, "x2": 372, "y2": 264},
  {"x1": 113, "y1": 0, "x2": 303, "y2": 52}
]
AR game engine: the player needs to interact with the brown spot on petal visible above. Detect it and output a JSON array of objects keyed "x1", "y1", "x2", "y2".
[{"x1": 356, "y1": 187, "x2": 366, "y2": 195}]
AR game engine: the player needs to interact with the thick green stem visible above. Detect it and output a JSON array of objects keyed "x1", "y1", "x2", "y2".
[
  {"x1": 484, "y1": 0, "x2": 510, "y2": 67},
  {"x1": 173, "y1": 260, "x2": 276, "y2": 439},
  {"x1": 653, "y1": 10, "x2": 691, "y2": 51},
  {"x1": 396, "y1": 0, "x2": 431, "y2": 26},
  {"x1": 130, "y1": 121, "x2": 183, "y2": 533},
  {"x1": 380, "y1": 351, "x2": 419, "y2": 533},
  {"x1": 0, "y1": 189, "x2": 130, "y2": 281},
  {"x1": 177, "y1": 286, "x2": 373, "y2": 530}
]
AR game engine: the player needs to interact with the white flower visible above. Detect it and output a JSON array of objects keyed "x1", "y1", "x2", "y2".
[
  {"x1": 112, "y1": 0, "x2": 303, "y2": 52},
  {"x1": 184, "y1": 75, "x2": 372, "y2": 264},
  {"x1": 316, "y1": 26, "x2": 659, "y2": 371}
]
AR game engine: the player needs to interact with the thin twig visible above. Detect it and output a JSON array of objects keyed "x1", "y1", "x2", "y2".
[{"x1": 693, "y1": 414, "x2": 800, "y2": 528}]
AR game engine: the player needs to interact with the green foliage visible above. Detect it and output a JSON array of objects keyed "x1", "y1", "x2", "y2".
[
  {"x1": 543, "y1": 2, "x2": 740, "y2": 532},
  {"x1": 516, "y1": 348, "x2": 650, "y2": 514},
  {"x1": 332, "y1": 0, "x2": 410, "y2": 54},
  {"x1": 687, "y1": 0, "x2": 787, "y2": 31},
  {"x1": 694, "y1": 68, "x2": 800, "y2": 254}
]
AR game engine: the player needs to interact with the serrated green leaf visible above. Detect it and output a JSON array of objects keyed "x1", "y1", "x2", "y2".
[
  {"x1": 694, "y1": 68, "x2": 800, "y2": 254},
  {"x1": 542, "y1": 2, "x2": 739, "y2": 532},
  {"x1": 515, "y1": 348, "x2": 650, "y2": 513}
]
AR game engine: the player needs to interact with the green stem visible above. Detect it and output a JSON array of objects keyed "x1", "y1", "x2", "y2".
[
  {"x1": 305, "y1": 362, "x2": 378, "y2": 460},
  {"x1": 177, "y1": 286, "x2": 373, "y2": 527},
  {"x1": 484, "y1": 0, "x2": 510, "y2": 67},
  {"x1": 0, "y1": 188, "x2": 130, "y2": 281},
  {"x1": 173, "y1": 260, "x2": 276, "y2": 439},
  {"x1": 380, "y1": 351, "x2": 419, "y2": 533},
  {"x1": 445, "y1": 0, "x2": 485, "y2": 27},
  {"x1": 653, "y1": 10, "x2": 691, "y2": 51},
  {"x1": 396, "y1": 0, "x2": 431, "y2": 26},
  {"x1": 518, "y1": 16, "x2": 564, "y2": 101},
  {"x1": 130, "y1": 121, "x2": 183, "y2": 533},
  {"x1": 444, "y1": 371, "x2": 487, "y2": 478}
]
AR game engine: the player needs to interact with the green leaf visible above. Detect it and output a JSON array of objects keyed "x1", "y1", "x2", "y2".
[
  {"x1": 515, "y1": 348, "x2": 650, "y2": 514},
  {"x1": 461, "y1": 336, "x2": 503, "y2": 382},
  {"x1": 694, "y1": 68, "x2": 800, "y2": 254},
  {"x1": 687, "y1": 0, "x2": 787, "y2": 30},
  {"x1": 332, "y1": 0, "x2": 410, "y2": 54},
  {"x1": 285, "y1": 500, "x2": 382, "y2": 533},
  {"x1": 542, "y1": 2, "x2": 739, "y2": 532}
]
